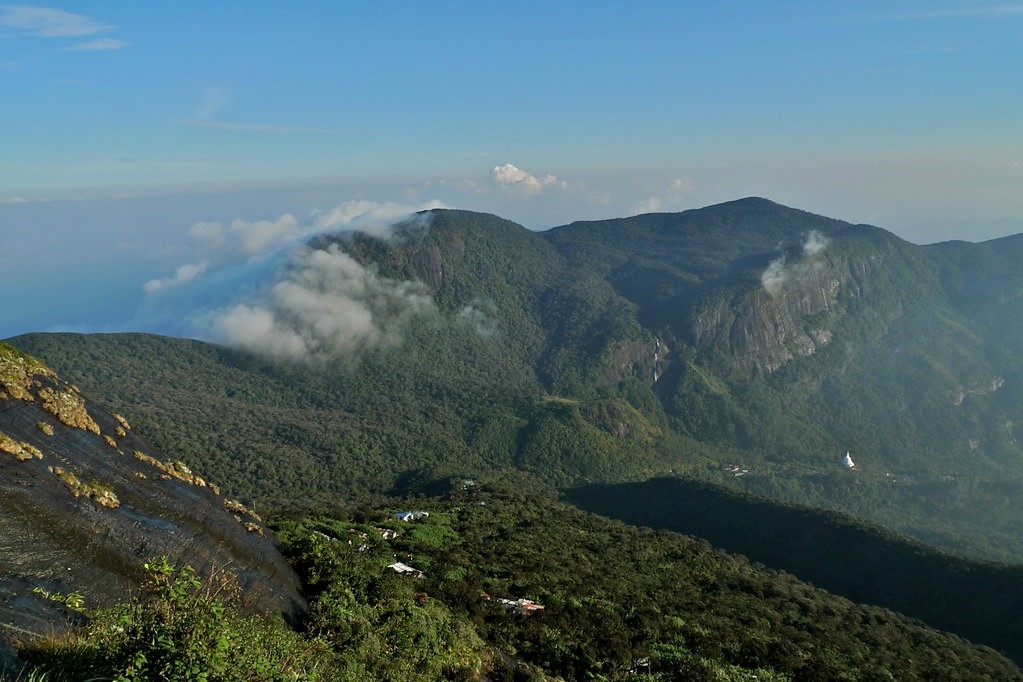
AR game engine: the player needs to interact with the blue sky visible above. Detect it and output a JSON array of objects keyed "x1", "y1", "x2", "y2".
[{"x1": 2, "y1": 1, "x2": 1023, "y2": 338}]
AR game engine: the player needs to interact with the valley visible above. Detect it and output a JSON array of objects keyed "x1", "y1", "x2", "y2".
[
  {"x1": 7, "y1": 198, "x2": 1023, "y2": 679},
  {"x1": 15, "y1": 199, "x2": 1023, "y2": 561}
]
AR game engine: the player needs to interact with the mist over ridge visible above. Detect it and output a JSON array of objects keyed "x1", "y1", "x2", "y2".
[
  {"x1": 129, "y1": 199, "x2": 447, "y2": 361},
  {"x1": 124, "y1": 197, "x2": 870, "y2": 365}
]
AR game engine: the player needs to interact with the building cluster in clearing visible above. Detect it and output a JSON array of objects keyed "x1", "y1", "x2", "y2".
[
  {"x1": 387, "y1": 561, "x2": 424, "y2": 579},
  {"x1": 482, "y1": 594, "x2": 545, "y2": 616},
  {"x1": 374, "y1": 508, "x2": 545, "y2": 615},
  {"x1": 393, "y1": 510, "x2": 430, "y2": 522}
]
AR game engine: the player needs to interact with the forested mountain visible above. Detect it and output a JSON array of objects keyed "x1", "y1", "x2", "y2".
[
  {"x1": 13, "y1": 198, "x2": 1023, "y2": 563},
  {"x1": 9, "y1": 343, "x2": 1021, "y2": 679},
  {"x1": 12, "y1": 198, "x2": 1023, "y2": 677}
]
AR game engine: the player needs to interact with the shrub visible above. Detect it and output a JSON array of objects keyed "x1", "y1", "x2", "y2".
[{"x1": 20, "y1": 558, "x2": 329, "y2": 681}]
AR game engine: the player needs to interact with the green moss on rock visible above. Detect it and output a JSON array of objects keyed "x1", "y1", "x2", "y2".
[
  {"x1": 0, "y1": 431, "x2": 42, "y2": 461},
  {"x1": 133, "y1": 450, "x2": 221, "y2": 494},
  {"x1": 38, "y1": 386, "x2": 101, "y2": 434},
  {"x1": 0, "y1": 342, "x2": 55, "y2": 402},
  {"x1": 49, "y1": 465, "x2": 120, "y2": 508}
]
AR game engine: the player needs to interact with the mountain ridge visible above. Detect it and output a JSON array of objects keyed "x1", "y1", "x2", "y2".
[{"x1": 11, "y1": 198, "x2": 1023, "y2": 563}]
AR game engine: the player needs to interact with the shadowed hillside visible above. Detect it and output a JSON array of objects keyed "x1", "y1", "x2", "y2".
[{"x1": 565, "y1": 477, "x2": 1023, "y2": 665}]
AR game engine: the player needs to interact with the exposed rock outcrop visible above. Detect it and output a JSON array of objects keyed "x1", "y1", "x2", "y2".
[
  {"x1": 0, "y1": 342, "x2": 305, "y2": 666},
  {"x1": 688, "y1": 251, "x2": 863, "y2": 374}
]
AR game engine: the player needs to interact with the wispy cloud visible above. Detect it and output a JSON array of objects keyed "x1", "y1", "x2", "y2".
[
  {"x1": 177, "y1": 89, "x2": 333, "y2": 135},
  {"x1": 635, "y1": 176, "x2": 696, "y2": 214},
  {"x1": 845, "y1": 4, "x2": 1023, "y2": 22},
  {"x1": 64, "y1": 38, "x2": 127, "y2": 51},
  {"x1": 176, "y1": 119, "x2": 336, "y2": 134},
  {"x1": 761, "y1": 230, "x2": 831, "y2": 297},
  {"x1": 195, "y1": 87, "x2": 230, "y2": 120},
  {"x1": 158, "y1": 198, "x2": 447, "y2": 285},
  {"x1": 212, "y1": 244, "x2": 436, "y2": 363},
  {"x1": 0, "y1": 5, "x2": 113, "y2": 37},
  {"x1": 143, "y1": 261, "x2": 208, "y2": 294}
]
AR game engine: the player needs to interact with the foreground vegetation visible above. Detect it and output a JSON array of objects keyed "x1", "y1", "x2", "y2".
[
  {"x1": 19, "y1": 558, "x2": 324, "y2": 681},
  {"x1": 17, "y1": 482, "x2": 1021, "y2": 680}
]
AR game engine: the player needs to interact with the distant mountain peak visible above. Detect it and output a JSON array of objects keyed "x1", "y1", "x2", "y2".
[{"x1": 713, "y1": 196, "x2": 781, "y2": 208}]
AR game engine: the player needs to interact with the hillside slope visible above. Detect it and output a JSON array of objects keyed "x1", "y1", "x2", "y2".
[
  {"x1": 566, "y1": 477, "x2": 1023, "y2": 664},
  {"x1": 0, "y1": 342, "x2": 304, "y2": 668},
  {"x1": 12, "y1": 199, "x2": 1023, "y2": 561},
  {"x1": 276, "y1": 482, "x2": 1023, "y2": 680}
]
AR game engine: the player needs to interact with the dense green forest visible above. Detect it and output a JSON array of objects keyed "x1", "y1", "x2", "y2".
[
  {"x1": 18, "y1": 482, "x2": 1022, "y2": 681},
  {"x1": 566, "y1": 477, "x2": 1023, "y2": 663},
  {"x1": 15, "y1": 200, "x2": 1023, "y2": 562},
  {"x1": 11, "y1": 201, "x2": 1023, "y2": 677},
  {"x1": 8, "y1": 331, "x2": 686, "y2": 509}
]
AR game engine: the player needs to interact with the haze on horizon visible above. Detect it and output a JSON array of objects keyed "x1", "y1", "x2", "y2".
[{"x1": 2, "y1": 1, "x2": 1022, "y2": 339}]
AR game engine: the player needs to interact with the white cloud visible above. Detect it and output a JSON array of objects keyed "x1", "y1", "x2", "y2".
[
  {"x1": 211, "y1": 243, "x2": 435, "y2": 363},
  {"x1": 490, "y1": 163, "x2": 561, "y2": 196},
  {"x1": 762, "y1": 231, "x2": 831, "y2": 296},
  {"x1": 669, "y1": 177, "x2": 696, "y2": 193},
  {"x1": 138, "y1": 199, "x2": 449, "y2": 359},
  {"x1": 312, "y1": 199, "x2": 446, "y2": 234},
  {"x1": 635, "y1": 197, "x2": 665, "y2": 214},
  {"x1": 211, "y1": 305, "x2": 309, "y2": 362},
  {"x1": 761, "y1": 256, "x2": 788, "y2": 296},
  {"x1": 188, "y1": 221, "x2": 226, "y2": 247},
  {"x1": 186, "y1": 213, "x2": 305, "y2": 259},
  {"x1": 143, "y1": 261, "x2": 208, "y2": 294},
  {"x1": 64, "y1": 38, "x2": 127, "y2": 51},
  {"x1": 0, "y1": 5, "x2": 113, "y2": 37},
  {"x1": 802, "y1": 230, "x2": 830, "y2": 256},
  {"x1": 178, "y1": 199, "x2": 445, "y2": 270},
  {"x1": 457, "y1": 298, "x2": 499, "y2": 338},
  {"x1": 234, "y1": 214, "x2": 303, "y2": 256},
  {"x1": 2, "y1": 196, "x2": 27, "y2": 204}
]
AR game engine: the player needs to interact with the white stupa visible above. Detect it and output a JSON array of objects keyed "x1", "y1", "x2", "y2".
[{"x1": 842, "y1": 451, "x2": 856, "y2": 469}]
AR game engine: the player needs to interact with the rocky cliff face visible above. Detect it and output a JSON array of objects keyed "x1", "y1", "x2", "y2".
[
  {"x1": 691, "y1": 267, "x2": 843, "y2": 374},
  {"x1": 0, "y1": 343, "x2": 304, "y2": 667},
  {"x1": 686, "y1": 242, "x2": 882, "y2": 375}
]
